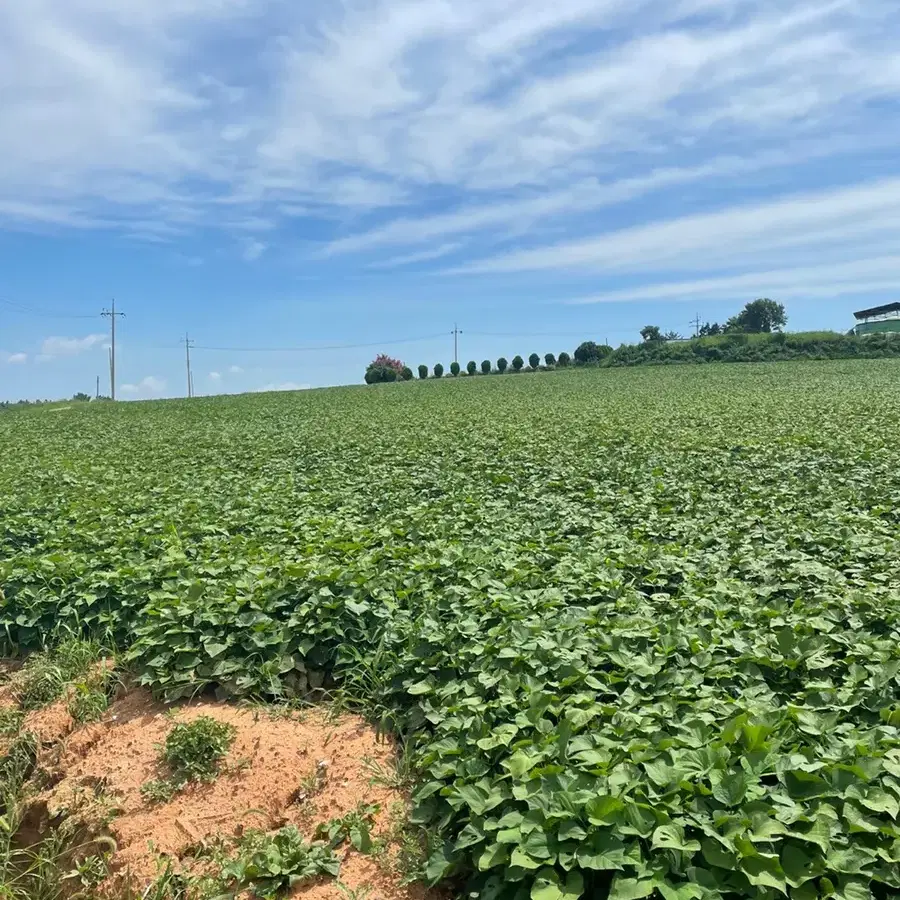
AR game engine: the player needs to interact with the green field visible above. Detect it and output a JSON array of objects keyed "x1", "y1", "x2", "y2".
[{"x1": 3, "y1": 360, "x2": 900, "y2": 900}]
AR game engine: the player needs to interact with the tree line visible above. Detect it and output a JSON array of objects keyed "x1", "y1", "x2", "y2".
[{"x1": 364, "y1": 298, "x2": 899, "y2": 383}]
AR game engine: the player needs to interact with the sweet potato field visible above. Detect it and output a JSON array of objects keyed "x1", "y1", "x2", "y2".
[{"x1": 2, "y1": 360, "x2": 900, "y2": 900}]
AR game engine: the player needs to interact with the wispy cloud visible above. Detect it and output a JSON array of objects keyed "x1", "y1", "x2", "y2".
[
  {"x1": 1, "y1": 0, "x2": 899, "y2": 300},
  {"x1": 228, "y1": 364, "x2": 244, "y2": 374},
  {"x1": 38, "y1": 334, "x2": 106, "y2": 360},
  {"x1": 369, "y1": 242, "x2": 463, "y2": 269},
  {"x1": 209, "y1": 371, "x2": 222, "y2": 381},
  {"x1": 3, "y1": 352, "x2": 27, "y2": 365}
]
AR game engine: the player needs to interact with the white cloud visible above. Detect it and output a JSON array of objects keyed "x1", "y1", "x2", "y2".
[
  {"x1": 228, "y1": 364, "x2": 243, "y2": 374},
  {"x1": 209, "y1": 371, "x2": 222, "y2": 381},
  {"x1": 3, "y1": 352, "x2": 28, "y2": 365},
  {"x1": 1, "y1": 0, "x2": 899, "y2": 309},
  {"x1": 39, "y1": 334, "x2": 106, "y2": 359},
  {"x1": 566, "y1": 256, "x2": 900, "y2": 305},
  {"x1": 454, "y1": 176, "x2": 900, "y2": 277},
  {"x1": 241, "y1": 239, "x2": 266, "y2": 261},
  {"x1": 369, "y1": 242, "x2": 463, "y2": 268},
  {"x1": 121, "y1": 375, "x2": 166, "y2": 398},
  {"x1": 255, "y1": 382, "x2": 310, "y2": 393}
]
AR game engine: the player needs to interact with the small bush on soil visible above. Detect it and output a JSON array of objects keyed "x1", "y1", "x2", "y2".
[
  {"x1": 0, "y1": 708, "x2": 23, "y2": 737},
  {"x1": 221, "y1": 826, "x2": 339, "y2": 899},
  {"x1": 162, "y1": 716, "x2": 236, "y2": 782},
  {"x1": 142, "y1": 716, "x2": 236, "y2": 802}
]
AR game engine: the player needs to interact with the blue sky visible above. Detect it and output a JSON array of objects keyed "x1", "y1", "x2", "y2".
[{"x1": 2, "y1": 0, "x2": 899, "y2": 400}]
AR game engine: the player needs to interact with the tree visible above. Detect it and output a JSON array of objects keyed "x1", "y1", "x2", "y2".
[
  {"x1": 365, "y1": 365, "x2": 398, "y2": 384},
  {"x1": 481, "y1": 359, "x2": 492, "y2": 374},
  {"x1": 574, "y1": 341, "x2": 599, "y2": 364},
  {"x1": 528, "y1": 353, "x2": 540, "y2": 370},
  {"x1": 640, "y1": 325, "x2": 662, "y2": 342},
  {"x1": 450, "y1": 361, "x2": 460, "y2": 376},
  {"x1": 467, "y1": 360, "x2": 477, "y2": 376},
  {"x1": 727, "y1": 298, "x2": 787, "y2": 333},
  {"x1": 663, "y1": 331, "x2": 683, "y2": 342},
  {"x1": 400, "y1": 366, "x2": 413, "y2": 381},
  {"x1": 72, "y1": 392, "x2": 91, "y2": 402},
  {"x1": 558, "y1": 352, "x2": 571, "y2": 367},
  {"x1": 544, "y1": 353, "x2": 556, "y2": 367},
  {"x1": 417, "y1": 364, "x2": 429, "y2": 380},
  {"x1": 434, "y1": 363, "x2": 444, "y2": 378},
  {"x1": 497, "y1": 357, "x2": 508, "y2": 373},
  {"x1": 699, "y1": 322, "x2": 723, "y2": 337},
  {"x1": 512, "y1": 355, "x2": 524, "y2": 372},
  {"x1": 366, "y1": 353, "x2": 405, "y2": 383}
]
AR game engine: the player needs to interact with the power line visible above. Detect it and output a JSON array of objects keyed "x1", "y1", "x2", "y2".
[
  {"x1": 192, "y1": 333, "x2": 448, "y2": 352},
  {"x1": 0, "y1": 297, "x2": 98, "y2": 319}
]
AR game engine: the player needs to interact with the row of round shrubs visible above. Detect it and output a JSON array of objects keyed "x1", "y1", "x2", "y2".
[{"x1": 367, "y1": 353, "x2": 574, "y2": 383}]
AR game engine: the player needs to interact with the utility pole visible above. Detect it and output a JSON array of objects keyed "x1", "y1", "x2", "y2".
[
  {"x1": 95, "y1": 375, "x2": 99, "y2": 400},
  {"x1": 451, "y1": 323, "x2": 462, "y2": 365},
  {"x1": 101, "y1": 300, "x2": 125, "y2": 400},
  {"x1": 182, "y1": 333, "x2": 195, "y2": 398},
  {"x1": 690, "y1": 313, "x2": 702, "y2": 337}
]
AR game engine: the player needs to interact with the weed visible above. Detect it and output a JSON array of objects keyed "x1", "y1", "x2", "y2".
[
  {"x1": 0, "y1": 710, "x2": 23, "y2": 738},
  {"x1": 17, "y1": 640, "x2": 104, "y2": 712},
  {"x1": 162, "y1": 717, "x2": 236, "y2": 783},
  {"x1": 221, "y1": 826, "x2": 339, "y2": 898},
  {"x1": 370, "y1": 802, "x2": 434, "y2": 886},
  {"x1": 140, "y1": 778, "x2": 180, "y2": 805},
  {"x1": 315, "y1": 803, "x2": 379, "y2": 853},
  {"x1": 336, "y1": 884, "x2": 372, "y2": 900}
]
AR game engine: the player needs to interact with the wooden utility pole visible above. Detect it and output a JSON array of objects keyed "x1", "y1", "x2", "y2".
[
  {"x1": 95, "y1": 375, "x2": 99, "y2": 400},
  {"x1": 451, "y1": 323, "x2": 462, "y2": 365},
  {"x1": 101, "y1": 300, "x2": 125, "y2": 400},
  {"x1": 183, "y1": 333, "x2": 195, "y2": 398}
]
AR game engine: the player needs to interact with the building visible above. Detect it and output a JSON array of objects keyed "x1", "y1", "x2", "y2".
[{"x1": 853, "y1": 302, "x2": 900, "y2": 336}]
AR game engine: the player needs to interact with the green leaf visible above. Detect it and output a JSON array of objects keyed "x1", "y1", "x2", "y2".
[
  {"x1": 712, "y1": 771, "x2": 750, "y2": 807},
  {"x1": 586, "y1": 795, "x2": 625, "y2": 825},
  {"x1": 576, "y1": 831, "x2": 627, "y2": 870},
  {"x1": 531, "y1": 868, "x2": 584, "y2": 900},
  {"x1": 652, "y1": 824, "x2": 701, "y2": 854}
]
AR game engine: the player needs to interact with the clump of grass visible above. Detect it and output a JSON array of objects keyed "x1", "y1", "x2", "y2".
[
  {"x1": 370, "y1": 801, "x2": 435, "y2": 885},
  {"x1": 17, "y1": 639, "x2": 105, "y2": 712},
  {"x1": 141, "y1": 716, "x2": 236, "y2": 803},
  {"x1": 0, "y1": 708, "x2": 24, "y2": 737}
]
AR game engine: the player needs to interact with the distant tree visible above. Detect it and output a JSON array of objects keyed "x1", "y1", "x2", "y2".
[
  {"x1": 544, "y1": 353, "x2": 556, "y2": 367},
  {"x1": 663, "y1": 331, "x2": 683, "y2": 342},
  {"x1": 467, "y1": 360, "x2": 477, "y2": 376},
  {"x1": 640, "y1": 325, "x2": 663, "y2": 342},
  {"x1": 726, "y1": 298, "x2": 787, "y2": 333},
  {"x1": 528, "y1": 352, "x2": 540, "y2": 370},
  {"x1": 434, "y1": 363, "x2": 444, "y2": 378},
  {"x1": 699, "y1": 322, "x2": 723, "y2": 337},
  {"x1": 365, "y1": 353, "x2": 405, "y2": 384},
  {"x1": 450, "y1": 361, "x2": 461, "y2": 376},
  {"x1": 512, "y1": 355, "x2": 524, "y2": 372},
  {"x1": 400, "y1": 366, "x2": 413, "y2": 381},
  {"x1": 574, "y1": 341, "x2": 602, "y2": 364},
  {"x1": 481, "y1": 359, "x2": 492, "y2": 374},
  {"x1": 365, "y1": 365, "x2": 398, "y2": 384},
  {"x1": 557, "y1": 351, "x2": 571, "y2": 367},
  {"x1": 418, "y1": 364, "x2": 429, "y2": 380},
  {"x1": 497, "y1": 357, "x2": 508, "y2": 373},
  {"x1": 72, "y1": 392, "x2": 91, "y2": 402}
]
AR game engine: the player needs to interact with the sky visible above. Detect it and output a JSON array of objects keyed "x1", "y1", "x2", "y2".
[{"x1": 1, "y1": 0, "x2": 899, "y2": 400}]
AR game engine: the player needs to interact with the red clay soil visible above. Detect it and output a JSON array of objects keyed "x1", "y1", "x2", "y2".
[{"x1": 36, "y1": 689, "x2": 439, "y2": 900}]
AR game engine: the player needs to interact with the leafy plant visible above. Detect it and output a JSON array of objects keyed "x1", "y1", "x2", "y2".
[
  {"x1": 221, "y1": 826, "x2": 339, "y2": 898},
  {"x1": 143, "y1": 716, "x2": 236, "y2": 801},
  {"x1": 17, "y1": 639, "x2": 103, "y2": 711},
  {"x1": 315, "y1": 803, "x2": 380, "y2": 852}
]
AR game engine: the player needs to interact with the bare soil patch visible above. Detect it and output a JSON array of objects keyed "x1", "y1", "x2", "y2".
[{"x1": 15, "y1": 686, "x2": 438, "y2": 900}]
